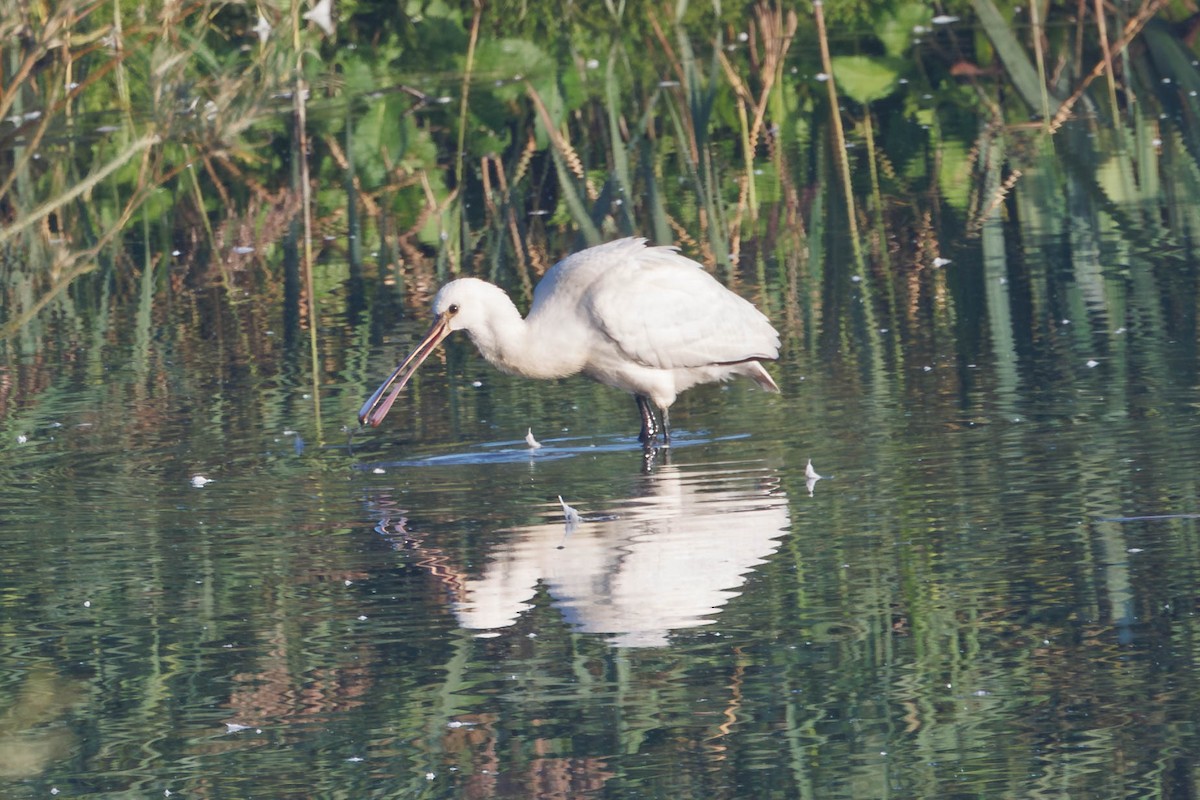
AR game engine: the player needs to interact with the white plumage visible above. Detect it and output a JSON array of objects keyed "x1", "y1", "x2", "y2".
[{"x1": 359, "y1": 238, "x2": 780, "y2": 445}]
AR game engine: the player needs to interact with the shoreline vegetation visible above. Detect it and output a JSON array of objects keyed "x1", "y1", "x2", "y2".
[{"x1": 1, "y1": 0, "x2": 1195, "y2": 419}]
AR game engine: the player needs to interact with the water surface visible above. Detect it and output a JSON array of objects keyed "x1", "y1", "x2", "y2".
[{"x1": 4, "y1": 224, "x2": 1200, "y2": 798}]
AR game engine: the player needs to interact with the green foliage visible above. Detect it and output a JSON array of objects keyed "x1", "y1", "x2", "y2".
[
  {"x1": 830, "y1": 55, "x2": 904, "y2": 105},
  {"x1": 2, "y1": 0, "x2": 1198, "y2": 352},
  {"x1": 876, "y1": 2, "x2": 934, "y2": 57}
]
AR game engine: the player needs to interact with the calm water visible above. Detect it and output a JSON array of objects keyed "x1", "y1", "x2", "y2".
[
  {"x1": 8, "y1": 0, "x2": 1200, "y2": 791},
  {"x1": 3, "y1": 227, "x2": 1200, "y2": 798}
]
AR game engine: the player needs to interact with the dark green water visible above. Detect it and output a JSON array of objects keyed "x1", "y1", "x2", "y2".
[
  {"x1": 8, "y1": 0, "x2": 1200, "y2": 794},
  {"x1": 3, "y1": 226, "x2": 1200, "y2": 798}
]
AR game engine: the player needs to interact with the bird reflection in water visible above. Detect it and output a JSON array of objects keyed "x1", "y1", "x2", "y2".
[{"x1": 372, "y1": 462, "x2": 790, "y2": 647}]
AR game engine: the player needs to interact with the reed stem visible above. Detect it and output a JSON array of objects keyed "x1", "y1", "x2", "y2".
[
  {"x1": 813, "y1": 0, "x2": 863, "y2": 272},
  {"x1": 293, "y1": 0, "x2": 322, "y2": 440},
  {"x1": 450, "y1": 1, "x2": 484, "y2": 274}
]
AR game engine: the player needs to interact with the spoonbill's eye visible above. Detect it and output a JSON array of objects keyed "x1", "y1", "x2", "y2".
[{"x1": 448, "y1": 304, "x2": 459, "y2": 314}]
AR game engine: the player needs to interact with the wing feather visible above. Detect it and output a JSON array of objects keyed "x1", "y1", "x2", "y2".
[{"x1": 581, "y1": 244, "x2": 780, "y2": 370}]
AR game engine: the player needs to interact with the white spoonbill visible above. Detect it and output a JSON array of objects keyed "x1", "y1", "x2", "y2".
[{"x1": 358, "y1": 237, "x2": 780, "y2": 445}]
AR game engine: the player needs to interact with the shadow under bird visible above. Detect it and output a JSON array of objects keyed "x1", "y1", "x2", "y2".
[{"x1": 358, "y1": 237, "x2": 780, "y2": 446}]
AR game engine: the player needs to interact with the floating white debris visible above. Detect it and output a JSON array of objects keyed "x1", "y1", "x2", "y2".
[
  {"x1": 303, "y1": 0, "x2": 335, "y2": 36},
  {"x1": 558, "y1": 496, "x2": 582, "y2": 526},
  {"x1": 586, "y1": 58, "x2": 600, "y2": 69},
  {"x1": 931, "y1": 15, "x2": 960, "y2": 24},
  {"x1": 525, "y1": 428, "x2": 543, "y2": 449},
  {"x1": 16, "y1": 434, "x2": 27, "y2": 444},
  {"x1": 191, "y1": 475, "x2": 214, "y2": 488},
  {"x1": 225, "y1": 722, "x2": 252, "y2": 734},
  {"x1": 816, "y1": 72, "x2": 829, "y2": 82},
  {"x1": 83, "y1": 600, "x2": 91, "y2": 608},
  {"x1": 425, "y1": 772, "x2": 436, "y2": 781},
  {"x1": 232, "y1": 245, "x2": 255, "y2": 255},
  {"x1": 471, "y1": 380, "x2": 483, "y2": 387},
  {"x1": 805, "y1": 459, "x2": 823, "y2": 497},
  {"x1": 372, "y1": 467, "x2": 386, "y2": 474},
  {"x1": 932, "y1": 257, "x2": 952, "y2": 267},
  {"x1": 1086, "y1": 359, "x2": 1099, "y2": 368}
]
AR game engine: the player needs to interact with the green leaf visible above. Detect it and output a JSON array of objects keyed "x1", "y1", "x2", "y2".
[
  {"x1": 470, "y1": 39, "x2": 554, "y2": 104},
  {"x1": 830, "y1": 55, "x2": 902, "y2": 105},
  {"x1": 876, "y1": 2, "x2": 930, "y2": 58}
]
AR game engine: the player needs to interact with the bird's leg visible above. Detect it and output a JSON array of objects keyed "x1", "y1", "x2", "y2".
[
  {"x1": 661, "y1": 407, "x2": 671, "y2": 448},
  {"x1": 636, "y1": 395, "x2": 659, "y2": 445}
]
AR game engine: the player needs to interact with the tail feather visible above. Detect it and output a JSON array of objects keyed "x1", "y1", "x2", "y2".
[{"x1": 745, "y1": 361, "x2": 780, "y2": 393}]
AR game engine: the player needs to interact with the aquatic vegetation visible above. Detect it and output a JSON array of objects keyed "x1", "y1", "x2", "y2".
[
  {"x1": 3, "y1": 5, "x2": 1200, "y2": 798},
  {"x1": 0, "y1": 0, "x2": 1196, "y2": 387}
]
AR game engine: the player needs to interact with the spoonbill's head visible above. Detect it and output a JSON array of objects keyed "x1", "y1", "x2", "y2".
[
  {"x1": 357, "y1": 279, "x2": 501, "y2": 427},
  {"x1": 430, "y1": 278, "x2": 503, "y2": 333}
]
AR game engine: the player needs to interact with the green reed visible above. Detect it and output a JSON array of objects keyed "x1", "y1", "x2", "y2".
[{"x1": 2, "y1": 0, "x2": 1198, "y2": 387}]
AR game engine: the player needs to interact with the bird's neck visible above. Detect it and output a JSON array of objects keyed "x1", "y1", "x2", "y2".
[{"x1": 467, "y1": 291, "x2": 582, "y2": 380}]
